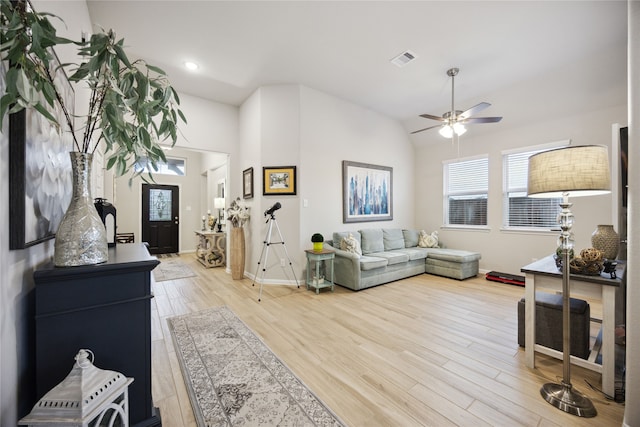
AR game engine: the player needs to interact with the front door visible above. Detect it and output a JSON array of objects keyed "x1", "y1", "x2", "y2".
[{"x1": 142, "y1": 184, "x2": 179, "y2": 254}]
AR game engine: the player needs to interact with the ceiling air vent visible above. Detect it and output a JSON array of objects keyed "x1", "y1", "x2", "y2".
[{"x1": 390, "y1": 50, "x2": 417, "y2": 67}]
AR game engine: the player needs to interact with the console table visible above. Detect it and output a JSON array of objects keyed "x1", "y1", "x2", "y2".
[
  {"x1": 194, "y1": 230, "x2": 226, "y2": 267},
  {"x1": 33, "y1": 243, "x2": 160, "y2": 427},
  {"x1": 521, "y1": 255, "x2": 625, "y2": 397}
]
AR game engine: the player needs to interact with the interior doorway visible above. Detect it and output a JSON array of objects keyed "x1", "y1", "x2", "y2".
[
  {"x1": 142, "y1": 184, "x2": 179, "y2": 254},
  {"x1": 109, "y1": 147, "x2": 228, "y2": 254}
]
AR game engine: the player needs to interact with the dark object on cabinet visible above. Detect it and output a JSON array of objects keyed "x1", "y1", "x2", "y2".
[
  {"x1": 33, "y1": 243, "x2": 160, "y2": 426},
  {"x1": 94, "y1": 198, "x2": 117, "y2": 247}
]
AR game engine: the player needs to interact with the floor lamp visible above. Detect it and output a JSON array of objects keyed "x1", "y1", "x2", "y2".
[{"x1": 527, "y1": 145, "x2": 611, "y2": 417}]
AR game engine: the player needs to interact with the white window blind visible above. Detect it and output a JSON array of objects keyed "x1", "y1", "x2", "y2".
[
  {"x1": 444, "y1": 156, "x2": 488, "y2": 226},
  {"x1": 503, "y1": 147, "x2": 562, "y2": 229}
]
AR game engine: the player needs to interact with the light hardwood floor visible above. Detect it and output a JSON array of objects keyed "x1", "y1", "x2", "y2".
[{"x1": 150, "y1": 254, "x2": 624, "y2": 426}]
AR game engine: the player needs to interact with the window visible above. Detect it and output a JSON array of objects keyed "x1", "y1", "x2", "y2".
[
  {"x1": 134, "y1": 156, "x2": 186, "y2": 176},
  {"x1": 503, "y1": 143, "x2": 566, "y2": 230},
  {"x1": 443, "y1": 156, "x2": 488, "y2": 226}
]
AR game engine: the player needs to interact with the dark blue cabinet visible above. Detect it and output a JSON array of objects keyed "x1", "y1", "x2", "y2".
[{"x1": 34, "y1": 243, "x2": 160, "y2": 426}]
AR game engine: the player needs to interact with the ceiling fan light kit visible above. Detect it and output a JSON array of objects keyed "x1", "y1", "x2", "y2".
[
  {"x1": 412, "y1": 67, "x2": 502, "y2": 138},
  {"x1": 439, "y1": 122, "x2": 467, "y2": 138}
]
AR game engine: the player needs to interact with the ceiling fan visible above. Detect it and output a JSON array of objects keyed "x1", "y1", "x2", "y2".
[{"x1": 411, "y1": 68, "x2": 502, "y2": 137}]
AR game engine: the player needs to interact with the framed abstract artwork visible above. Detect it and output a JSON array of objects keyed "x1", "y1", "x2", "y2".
[
  {"x1": 263, "y1": 166, "x2": 297, "y2": 195},
  {"x1": 342, "y1": 160, "x2": 393, "y2": 223},
  {"x1": 243, "y1": 167, "x2": 254, "y2": 199},
  {"x1": 8, "y1": 52, "x2": 75, "y2": 249}
]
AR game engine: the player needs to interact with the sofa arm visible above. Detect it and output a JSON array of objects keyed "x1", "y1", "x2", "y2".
[{"x1": 323, "y1": 241, "x2": 361, "y2": 289}]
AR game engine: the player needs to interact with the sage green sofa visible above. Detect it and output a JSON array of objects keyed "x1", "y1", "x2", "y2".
[{"x1": 324, "y1": 228, "x2": 480, "y2": 291}]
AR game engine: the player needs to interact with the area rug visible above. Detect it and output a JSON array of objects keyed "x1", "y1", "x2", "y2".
[
  {"x1": 152, "y1": 256, "x2": 196, "y2": 282},
  {"x1": 167, "y1": 306, "x2": 346, "y2": 427}
]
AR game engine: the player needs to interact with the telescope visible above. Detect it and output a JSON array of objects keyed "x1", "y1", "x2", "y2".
[{"x1": 264, "y1": 202, "x2": 281, "y2": 217}]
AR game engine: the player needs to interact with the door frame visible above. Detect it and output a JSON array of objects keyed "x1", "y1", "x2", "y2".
[{"x1": 138, "y1": 181, "x2": 182, "y2": 253}]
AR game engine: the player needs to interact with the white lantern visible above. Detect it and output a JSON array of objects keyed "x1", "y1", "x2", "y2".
[{"x1": 19, "y1": 349, "x2": 134, "y2": 427}]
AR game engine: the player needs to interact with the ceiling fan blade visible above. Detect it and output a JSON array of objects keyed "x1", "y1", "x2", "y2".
[
  {"x1": 459, "y1": 102, "x2": 491, "y2": 119},
  {"x1": 419, "y1": 113, "x2": 446, "y2": 121},
  {"x1": 410, "y1": 124, "x2": 442, "y2": 134},
  {"x1": 463, "y1": 116, "x2": 503, "y2": 124}
]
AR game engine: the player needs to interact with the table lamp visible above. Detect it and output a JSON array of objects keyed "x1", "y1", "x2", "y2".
[
  {"x1": 214, "y1": 197, "x2": 225, "y2": 232},
  {"x1": 527, "y1": 145, "x2": 611, "y2": 417}
]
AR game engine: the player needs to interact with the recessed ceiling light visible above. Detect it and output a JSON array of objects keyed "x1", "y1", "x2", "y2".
[{"x1": 184, "y1": 61, "x2": 199, "y2": 71}]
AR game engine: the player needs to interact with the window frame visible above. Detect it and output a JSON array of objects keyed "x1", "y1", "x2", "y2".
[
  {"x1": 134, "y1": 155, "x2": 187, "y2": 176},
  {"x1": 501, "y1": 140, "x2": 569, "y2": 232},
  {"x1": 442, "y1": 154, "x2": 489, "y2": 229}
]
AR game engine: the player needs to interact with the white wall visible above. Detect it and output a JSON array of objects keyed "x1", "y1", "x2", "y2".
[
  {"x1": 299, "y1": 85, "x2": 415, "y2": 246},
  {"x1": 624, "y1": 1, "x2": 639, "y2": 425},
  {"x1": 237, "y1": 88, "x2": 262, "y2": 278},
  {"x1": 174, "y1": 93, "x2": 238, "y2": 154},
  {"x1": 415, "y1": 103, "x2": 627, "y2": 275},
  {"x1": 236, "y1": 84, "x2": 416, "y2": 283}
]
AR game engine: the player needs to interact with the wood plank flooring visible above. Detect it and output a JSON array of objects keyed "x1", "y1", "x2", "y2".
[{"x1": 150, "y1": 254, "x2": 624, "y2": 426}]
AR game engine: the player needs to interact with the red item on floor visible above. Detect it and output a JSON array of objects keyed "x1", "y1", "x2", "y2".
[{"x1": 485, "y1": 271, "x2": 525, "y2": 286}]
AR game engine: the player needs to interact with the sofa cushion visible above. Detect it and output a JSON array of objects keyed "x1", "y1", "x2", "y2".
[
  {"x1": 359, "y1": 256, "x2": 388, "y2": 271},
  {"x1": 383, "y1": 229, "x2": 405, "y2": 251},
  {"x1": 425, "y1": 248, "x2": 481, "y2": 263},
  {"x1": 396, "y1": 247, "x2": 429, "y2": 261},
  {"x1": 359, "y1": 229, "x2": 384, "y2": 255},
  {"x1": 375, "y1": 251, "x2": 410, "y2": 265},
  {"x1": 340, "y1": 233, "x2": 362, "y2": 257},
  {"x1": 403, "y1": 229, "x2": 419, "y2": 248}
]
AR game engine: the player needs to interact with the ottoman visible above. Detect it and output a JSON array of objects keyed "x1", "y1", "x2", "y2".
[
  {"x1": 424, "y1": 248, "x2": 481, "y2": 280},
  {"x1": 517, "y1": 291, "x2": 591, "y2": 359}
]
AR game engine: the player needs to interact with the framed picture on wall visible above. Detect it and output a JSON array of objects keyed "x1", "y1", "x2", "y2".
[
  {"x1": 263, "y1": 166, "x2": 297, "y2": 195},
  {"x1": 8, "y1": 52, "x2": 75, "y2": 249},
  {"x1": 243, "y1": 167, "x2": 254, "y2": 199},
  {"x1": 342, "y1": 160, "x2": 393, "y2": 223}
]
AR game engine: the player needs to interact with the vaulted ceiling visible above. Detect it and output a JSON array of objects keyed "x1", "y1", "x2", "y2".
[{"x1": 86, "y1": 1, "x2": 628, "y2": 143}]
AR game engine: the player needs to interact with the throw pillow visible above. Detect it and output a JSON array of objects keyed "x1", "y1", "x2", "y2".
[
  {"x1": 418, "y1": 230, "x2": 439, "y2": 248},
  {"x1": 341, "y1": 233, "x2": 362, "y2": 257},
  {"x1": 403, "y1": 229, "x2": 419, "y2": 248}
]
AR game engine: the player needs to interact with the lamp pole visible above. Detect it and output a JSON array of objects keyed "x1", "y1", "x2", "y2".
[{"x1": 539, "y1": 193, "x2": 596, "y2": 417}]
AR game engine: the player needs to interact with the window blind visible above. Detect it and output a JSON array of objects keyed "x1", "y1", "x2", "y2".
[
  {"x1": 444, "y1": 157, "x2": 488, "y2": 226},
  {"x1": 503, "y1": 149, "x2": 561, "y2": 228}
]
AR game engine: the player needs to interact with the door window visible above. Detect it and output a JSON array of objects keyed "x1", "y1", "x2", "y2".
[{"x1": 149, "y1": 189, "x2": 172, "y2": 221}]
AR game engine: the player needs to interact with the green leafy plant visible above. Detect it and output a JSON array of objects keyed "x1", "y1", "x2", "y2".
[
  {"x1": 311, "y1": 233, "x2": 324, "y2": 243},
  {"x1": 0, "y1": 0, "x2": 186, "y2": 179}
]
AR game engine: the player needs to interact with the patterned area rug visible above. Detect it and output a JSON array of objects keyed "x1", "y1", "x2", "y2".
[
  {"x1": 152, "y1": 256, "x2": 196, "y2": 282},
  {"x1": 167, "y1": 306, "x2": 345, "y2": 427}
]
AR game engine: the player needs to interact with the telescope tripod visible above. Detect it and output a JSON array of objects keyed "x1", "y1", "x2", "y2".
[{"x1": 252, "y1": 214, "x2": 299, "y2": 301}]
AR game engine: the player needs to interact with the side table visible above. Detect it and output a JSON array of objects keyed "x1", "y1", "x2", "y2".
[
  {"x1": 521, "y1": 255, "x2": 625, "y2": 398},
  {"x1": 195, "y1": 230, "x2": 226, "y2": 267},
  {"x1": 305, "y1": 249, "x2": 335, "y2": 294}
]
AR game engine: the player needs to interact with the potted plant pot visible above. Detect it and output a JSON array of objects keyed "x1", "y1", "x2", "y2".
[{"x1": 311, "y1": 233, "x2": 324, "y2": 252}]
